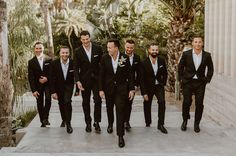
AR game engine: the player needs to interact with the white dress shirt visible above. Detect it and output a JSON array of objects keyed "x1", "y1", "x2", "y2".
[
  {"x1": 83, "y1": 43, "x2": 92, "y2": 62},
  {"x1": 60, "y1": 59, "x2": 70, "y2": 80},
  {"x1": 37, "y1": 54, "x2": 44, "y2": 70},
  {"x1": 112, "y1": 52, "x2": 120, "y2": 74},
  {"x1": 126, "y1": 52, "x2": 134, "y2": 66},
  {"x1": 149, "y1": 56, "x2": 158, "y2": 84},
  {"x1": 192, "y1": 49, "x2": 202, "y2": 79}
]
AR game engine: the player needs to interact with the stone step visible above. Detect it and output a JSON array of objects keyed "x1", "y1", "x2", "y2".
[
  {"x1": 1, "y1": 126, "x2": 235, "y2": 155},
  {"x1": 0, "y1": 153, "x2": 228, "y2": 156},
  {"x1": 204, "y1": 76, "x2": 236, "y2": 128}
]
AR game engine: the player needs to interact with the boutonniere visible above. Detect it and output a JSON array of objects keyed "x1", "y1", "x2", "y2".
[{"x1": 118, "y1": 56, "x2": 127, "y2": 67}]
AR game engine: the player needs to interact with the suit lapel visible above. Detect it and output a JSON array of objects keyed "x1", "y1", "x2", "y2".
[
  {"x1": 90, "y1": 45, "x2": 95, "y2": 63},
  {"x1": 107, "y1": 55, "x2": 115, "y2": 75},
  {"x1": 66, "y1": 60, "x2": 73, "y2": 80},
  {"x1": 198, "y1": 51, "x2": 205, "y2": 70},
  {"x1": 57, "y1": 59, "x2": 65, "y2": 80},
  {"x1": 81, "y1": 46, "x2": 91, "y2": 63},
  {"x1": 147, "y1": 58, "x2": 156, "y2": 77},
  {"x1": 189, "y1": 50, "x2": 197, "y2": 71},
  {"x1": 33, "y1": 56, "x2": 43, "y2": 71},
  {"x1": 115, "y1": 54, "x2": 122, "y2": 75}
]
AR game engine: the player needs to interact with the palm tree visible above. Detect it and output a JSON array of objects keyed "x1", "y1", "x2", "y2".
[
  {"x1": 53, "y1": 7, "x2": 86, "y2": 57},
  {"x1": 159, "y1": 0, "x2": 204, "y2": 92},
  {"x1": 0, "y1": 0, "x2": 13, "y2": 147},
  {"x1": 40, "y1": 0, "x2": 54, "y2": 57}
]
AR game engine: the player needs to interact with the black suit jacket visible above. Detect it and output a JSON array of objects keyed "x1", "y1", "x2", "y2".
[
  {"x1": 140, "y1": 56, "x2": 167, "y2": 95},
  {"x1": 126, "y1": 53, "x2": 141, "y2": 87},
  {"x1": 28, "y1": 55, "x2": 52, "y2": 93},
  {"x1": 73, "y1": 43, "x2": 103, "y2": 87},
  {"x1": 99, "y1": 53, "x2": 135, "y2": 96},
  {"x1": 50, "y1": 58, "x2": 75, "y2": 96},
  {"x1": 178, "y1": 49, "x2": 214, "y2": 84}
]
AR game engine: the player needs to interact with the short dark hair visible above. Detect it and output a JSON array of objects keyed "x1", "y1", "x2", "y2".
[
  {"x1": 60, "y1": 45, "x2": 69, "y2": 51},
  {"x1": 148, "y1": 42, "x2": 158, "y2": 48},
  {"x1": 34, "y1": 41, "x2": 43, "y2": 47},
  {"x1": 80, "y1": 30, "x2": 90, "y2": 37},
  {"x1": 192, "y1": 34, "x2": 204, "y2": 41},
  {"x1": 108, "y1": 38, "x2": 120, "y2": 48},
  {"x1": 126, "y1": 39, "x2": 135, "y2": 44}
]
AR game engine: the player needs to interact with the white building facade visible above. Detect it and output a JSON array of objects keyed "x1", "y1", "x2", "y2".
[{"x1": 204, "y1": 0, "x2": 236, "y2": 127}]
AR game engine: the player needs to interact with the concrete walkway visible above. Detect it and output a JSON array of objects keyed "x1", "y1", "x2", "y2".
[{"x1": 1, "y1": 95, "x2": 236, "y2": 156}]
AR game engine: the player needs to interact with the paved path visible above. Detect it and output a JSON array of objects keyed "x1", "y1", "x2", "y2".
[{"x1": 1, "y1": 95, "x2": 236, "y2": 156}]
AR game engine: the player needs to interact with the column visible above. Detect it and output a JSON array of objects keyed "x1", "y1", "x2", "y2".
[
  {"x1": 213, "y1": 0, "x2": 219, "y2": 74},
  {"x1": 218, "y1": 0, "x2": 224, "y2": 74},
  {"x1": 208, "y1": 0, "x2": 214, "y2": 54},
  {"x1": 204, "y1": 0, "x2": 210, "y2": 51},
  {"x1": 231, "y1": 0, "x2": 236, "y2": 78},
  {"x1": 224, "y1": 0, "x2": 232, "y2": 76}
]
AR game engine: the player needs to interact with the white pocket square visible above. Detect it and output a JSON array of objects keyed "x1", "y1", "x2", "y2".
[
  {"x1": 94, "y1": 55, "x2": 98, "y2": 57},
  {"x1": 134, "y1": 62, "x2": 138, "y2": 64},
  {"x1": 45, "y1": 63, "x2": 50, "y2": 65},
  {"x1": 69, "y1": 70, "x2": 74, "y2": 72},
  {"x1": 159, "y1": 65, "x2": 163, "y2": 68}
]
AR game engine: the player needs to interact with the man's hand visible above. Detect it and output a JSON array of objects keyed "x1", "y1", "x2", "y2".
[
  {"x1": 32, "y1": 91, "x2": 40, "y2": 99},
  {"x1": 74, "y1": 91, "x2": 80, "y2": 96},
  {"x1": 143, "y1": 94, "x2": 149, "y2": 101},
  {"x1": 76, "y1": 81, "x2": 85, "y2": 91},
  {"x1": 128, "y1": 90, "x2": 135, "y2": 101},
  {"x1": 51, "y1": 93, "x2": 58, "y2": 100},
  {"x1": 99, "y1": 91, "x2": 105, "y2": 99},
  {"x1": 39, "y1": 76, "x2": 48, "y2": 84}
]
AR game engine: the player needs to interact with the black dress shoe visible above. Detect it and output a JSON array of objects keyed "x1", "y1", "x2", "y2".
[
  {"x1": 60, "y1": 121, "x2": 65, "y2": 127},
  {"x1": 181, "y1": 120, "x2": 188, "y2": 131},
  {"x1": 118, "y1": 136, "x2": 125, "y2": 148},
  {"x1": 85, "y1": 124, "x2": 92, "y2": 132},
  {"x1": 158, "y1": 125, "x2": 168, "y2": 134},
  {"x1": 194, "y1": 124, "x2": 200, "y2": 133},
  {"x1": 107, "y1": 125, "x2": 113, "y2": 134},
  {"x1": 93, "y1": 122, "x2": 101, "y2": 133},
  {"x1": 45, "y1": 120, "x2": 50, "y2": 125},
  {"x1": 41, "y1": 123, "x2": 46, "y2": 127},
  {"x1": 124, "y1": 122, "x2": 131, "y2": 132},
  {"x1": 66, "y1": 123, "x2": 73, "y2": 134},
  {"x1": 146, "y1": 123, "x2": 150, "y2": 127}
]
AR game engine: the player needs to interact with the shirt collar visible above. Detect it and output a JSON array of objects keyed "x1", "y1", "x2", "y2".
[
  {"x1": 192, "y1": 49, "x2": 202, "y2": 56},
  {"x1": 36, "y1": 53, "x2": 44, "y2": 60},
  {"x1": 149, "y1": 55, "x2": 157, "y2": 64},
  {"x1": 60, "y1": 58, "x2": 70, "y2": 65},
  {"x1": 82, "y1": 42, "x2": 92, "y2": 52},
  {"x1": 125, "y1": 52, "x2": 134, "y2": 58}
]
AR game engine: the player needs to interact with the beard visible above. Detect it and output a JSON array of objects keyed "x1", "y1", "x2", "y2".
[{"x1": 150, "y1": 53, "x2": 158, "y2": 58}]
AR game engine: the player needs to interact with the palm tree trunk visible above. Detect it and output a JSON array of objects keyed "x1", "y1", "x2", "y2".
[
  {"x1": 166, "y1": 19, "x2": 191, "y2": 92},
  {"x1": 41, "y1": 0, "x2": 54, "y2": 58},
  {"x1": 0, "y1": 0, "x2": 13, "y2": 147}
]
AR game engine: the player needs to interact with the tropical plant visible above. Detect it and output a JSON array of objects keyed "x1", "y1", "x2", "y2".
[
  {"x1": 159, "y1": 0, "x2": 205, "y2": 92},
  {"x1": 53, "y1": 7, "x2": 86, "y2": 57},
  {"x1": 8, "y1": 0, "x2": 44, "y2": 97}
]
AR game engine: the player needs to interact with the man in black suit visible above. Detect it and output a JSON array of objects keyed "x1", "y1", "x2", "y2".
[
  {"x1": 50, "y1": 46, "x2": 75, "y2": 134},
  {"x1": 124, "y1": 39, "x2": 141, "y2": 132},
  {"x1": 28, "y1": 41, "x2": 52, "y2": 127},
  {"x1": 74, "y1": 30, "x2": 103, "y2": 133},
  {"x1": 99, "y1": 39, "x2": 135, "y2": 148},
  {"x1": 140, "y1": 43, "x2": 168, "y2": 134},
  {"x1": 178, "y1": 35, "x2": 214, "y2": 133}
]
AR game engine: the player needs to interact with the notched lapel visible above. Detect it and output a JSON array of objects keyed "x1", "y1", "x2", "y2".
[{"x1": 33, "y1": 57, "x2": 42, "y2": 71}]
